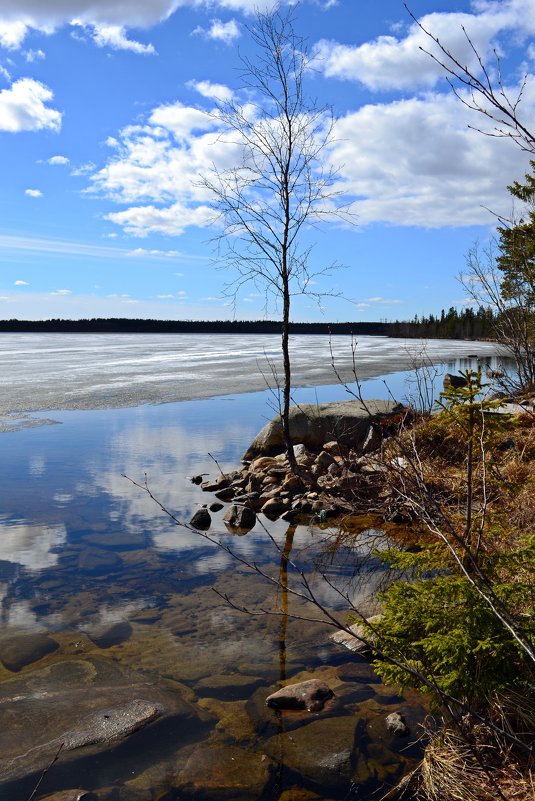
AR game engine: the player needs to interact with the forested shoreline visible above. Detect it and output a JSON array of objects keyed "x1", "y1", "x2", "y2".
[{"x1": 0, "y1": 306, "x2": 495, "y2": 339}]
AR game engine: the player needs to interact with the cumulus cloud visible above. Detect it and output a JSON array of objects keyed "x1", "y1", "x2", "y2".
[
  {"x1": 327, "y1": 86, "x2": 532, "y2": 227},
  {"x1": 0, "y1": 78, "x2": 61, "y2": 132},
  {"x1": 313, "y1": 0, "x2": 535, "y2": 91},
  {"x1": 14, "y1": 279, "x2": 29, "y2": 285},
  {"x1": 187, "y1": 79, "x2": 233, "y2": 103},
  {"x1": 0, "y1": 0, "x2": 280, "y2": 50},
  {"x1": 48, "y1": 154, "x2": 69, "y2": 165},
  {"x1": 192, "y1": 18, "x2": 240, "y2": 45},
  {"x1": 25, "y1": 188, "x2": 42, "y2": 197},
  {"x1": 78, "y1": 22, "x2": 156, "y2": 55}
]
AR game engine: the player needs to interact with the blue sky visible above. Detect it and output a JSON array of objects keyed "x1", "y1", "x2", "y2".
[{"x1": 0, "y1": 0, "x2": 534, "y2": 322}]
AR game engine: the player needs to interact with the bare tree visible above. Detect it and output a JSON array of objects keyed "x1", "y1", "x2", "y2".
[
  {"x1": 202, "y1": 8, "x2": 354, "y2": 473},
  {"x1": 462, "y1": 241, "x2": 535, "y2": 389},
  {"x1": 405, "y1": 3, "x2": 535, "y2": 154}
]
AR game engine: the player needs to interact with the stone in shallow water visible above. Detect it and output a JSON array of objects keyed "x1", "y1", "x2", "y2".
[
  {"x1": 195, "y1": 673, "x2": 266, "y2": 700},
  {"x1": 266, "y1": 679, "x2": 334, "y2": 712},
  {"x1": 223, "y1": 504, "x2": 256, "y2": 531},
  {"x1": 189, "y1": 508, "x2": 212, "y2": 530},
  {"x1": 86, "y1": 621, "x2": 133, "y2": 649},
  {"x1": 0, "y1": 632, "x2": 59, "y2": 672},
  {"x1": 78, "y1": 548, "x2": 123, "y2": 574},
  {"x1": 174, "y1": 742, "x2": 274, "y2": 801},
  {"x1": 0, "y1": 656, "x2": 208, "y2": 787},
  {"x1": 263, "y1": 716, "x2": 358, "y2": 793}
]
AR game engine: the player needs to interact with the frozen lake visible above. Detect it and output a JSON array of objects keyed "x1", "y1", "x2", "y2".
[{"x1": 0, "y1": 332, "x2": 502, "y2": 428}]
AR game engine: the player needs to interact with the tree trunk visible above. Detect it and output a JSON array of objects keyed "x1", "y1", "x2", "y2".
[{"x1": 282, "y1": 282, "x2": 299, "y2": 474}]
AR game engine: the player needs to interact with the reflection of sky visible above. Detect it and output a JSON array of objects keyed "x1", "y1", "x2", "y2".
[{"x1": 0, "y1": 350, "x2": 506, "y2": 637}]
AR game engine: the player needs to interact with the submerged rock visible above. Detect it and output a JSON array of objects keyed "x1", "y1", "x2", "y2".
[
  {"x1": 0, "y1": 656, "x2": 207, "y2": 787},
  {"x1": 266, "y1": 679, "x2": 334, "y2": 712},
  {"x1": 0, "y1": 632, "x2": 59, "y2": 672},
  {"x1": 175, "y1": 742, "x2": 274, "y2": 801},
  {"x1": 263, "y1": 716, "x2": 357, "y2": 792},
  {"x1": 86, "y1": 620, "x2": 133, "y2": 649}
]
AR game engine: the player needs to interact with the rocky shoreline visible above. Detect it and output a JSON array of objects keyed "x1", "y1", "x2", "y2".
[{"x1": 190, "y1": 398, "x2": 412, "y2": 533}]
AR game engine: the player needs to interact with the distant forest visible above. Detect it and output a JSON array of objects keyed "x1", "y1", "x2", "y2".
[{"x1": 0, "y1": 306, "x2": 496, "y2": 339}]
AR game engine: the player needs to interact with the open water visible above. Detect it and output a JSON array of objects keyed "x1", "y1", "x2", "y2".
[{"x1": 0, "y1": 334, "x2": 505, "y2": 800}]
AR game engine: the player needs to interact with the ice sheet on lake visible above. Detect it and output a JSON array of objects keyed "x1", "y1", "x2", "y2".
[{"x1": 0, "y1": 332, "x2": 502, "y2": 422}]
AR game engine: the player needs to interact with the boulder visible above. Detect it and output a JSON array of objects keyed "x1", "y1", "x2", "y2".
[
  {"x1": 223, "y1": 504, "x2": 256, "y2": 531},
  {"x1": 266, "y1": 679, "x2": 334, "y2": 712},
  {"x1": 86, "y1": 621, "x2": 133, "y2": 649},
  {"x1": 329, "y1": 615, "x2": 383, "y2": 656},
  {"x1": 243, "y1": 400, "x2": 403, "y2": 459},
  {"x1": 260, "y1": 498, "x2": 288, "y2": 520},
  {"x1": 385, "y1": 712, "x2": 410, "y2": 737},
  {"x1": 0, "y1": 656, "x2": 208, "y2": 786},
  {"x1": 190, "y1": 508, "x2": 212, "y2": 530},
  {"x1": 443, "y1": 373, "x2": 468, "y2": 389},
  {"x1": 0, "y1": 633, "x2": 59, "y2": 672},
  {"x1": 174, "y1": 743, "x2": 273, "y2": 801}
]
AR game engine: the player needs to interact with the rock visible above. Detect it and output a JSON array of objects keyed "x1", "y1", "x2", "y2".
[
  {"x1": 250, "y1": 456, "x2": 280, "y2": 472},
  {"x1": 175, "y1": 743, "x2": 273, "y2": 801},
  {"x1": 214, "y1": 486, "x2": 236, "y2": 501},
  {"x1": 243, "y1": 400, "x2": 404, "y2": 459},
  {"x1": 86, "y1": 621, "x2": 133, "y2": 649},
  {"x1": 385, "y1": 712, "x2": 410, "y2": 737},
  {"x1": 261, "y1": 498, "x2": 288, "y2": 520},
  {"x1": 329, "y1": 615, "x2": 383, "y2": 656},
  {"x1": 209, "y1": 501, "x2": 224, "y2": 512},
  {"x1": 201, "y1": 477, "x2": 230, "y2": 492},
  {"x1": 0, "y1": 633, "x2": 60, "y2": 672},
  {"x1": 190, "y1": 508, "x2": 212, "y2": 530},
  {"x1": 78, "y1": 548, "x2": 123, "y2": 574},
  {"x1": 195, "y1": 673, "x2": 266, "y2": 700},
  {"x1": 62, "y1": 698, "x2": 163, "y2": 750},
  {"x1": 443, "y1": 373, "x2": 468, "y2": 389},
  {"x1": 266, "y1": 679, "x2": 334, "y2": 712},
  {"x1": 0, "y1": 657, "x2": 208, "y2": 785},
  {"x1": 223, "y1": 505, "x2": 256, "y2": 531},
  {"x1": 263, "y1": 716, "x2": 358, "y2": 792}
]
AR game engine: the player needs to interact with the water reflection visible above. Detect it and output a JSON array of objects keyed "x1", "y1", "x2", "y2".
[{"x1": 0, "y1": 356, "x2": 504, "y2": 799}]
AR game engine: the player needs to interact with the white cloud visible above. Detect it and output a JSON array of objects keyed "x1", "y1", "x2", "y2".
[
  {"x1": 328, "y1": 85, "x2": 533, "y2": 228},
  {"x1": 0, "y1": 78, "x2": 61, "y2": 132},
  {"x1": 128, "y1": 247, "x2": 181, "y2": 257},
  {"x1": 0, "y1": 64, "x2": 10, "y2": 81},
  {"x1": 192, "y1": 18, "x2": 240, "y2": 45},
  {"x1": 25, "y1": 187, "x2": 42, "y2": 197},
  {"x1": 0, "y1": 20, "x2": 29, "y2": 49},
  {"x1": 48, "y1": 154, "x2": 69, "y2": 165},
  {"x1": 0, "y1": 1, "x2": 280, "y2": 50},
  {"x1": 24, "y1": 48, "x2": 45, "y2": 62},
  {"x1": 187, "y1": 79, "x2": 233, "y2": 103},
  {"x1": 14, "y1": 279, "x2": 29, "y2": 285},
  {"x1": 106, "y1": 201, "x2": 213, "y2": 237},
  {"x1": 85, "y1": 23, "x2": 156, "y2": 55},
  {"x1": 51, "y1": 288, "x2": 72, "y2": 295},
  {"x1": 313, "y1": 1, "x2": 535, "y2": 91}
]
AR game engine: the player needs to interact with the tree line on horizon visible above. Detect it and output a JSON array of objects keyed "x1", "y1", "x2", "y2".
[{"x1": 0, "y1": 306, "x2": 496, "y2": 339}]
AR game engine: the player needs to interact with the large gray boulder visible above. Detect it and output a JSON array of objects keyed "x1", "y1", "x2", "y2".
[{"x1": 243, "y1": 400, "x2": 403, "y2": 460}]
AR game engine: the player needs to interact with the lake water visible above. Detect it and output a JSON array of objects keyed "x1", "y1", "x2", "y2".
[{"x1": 0, "y1": 334, "x2": 504, "y2": 800}]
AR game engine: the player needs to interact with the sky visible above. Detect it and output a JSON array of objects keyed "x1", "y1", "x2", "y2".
[{"x1": 0, "y1": 0, "x2": 534, "y2": 323}]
